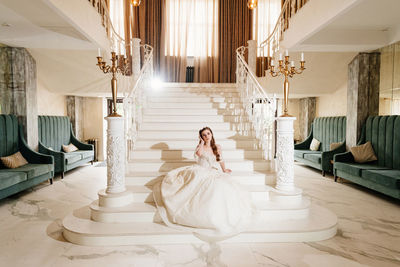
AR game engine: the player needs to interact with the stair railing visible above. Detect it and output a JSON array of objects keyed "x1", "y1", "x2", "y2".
[
  {"x1": 123, "y1": 44, "x2": 154, "y2": 159},
  {"x1": 257, "y1": 0, "x2": 309, "y2": 77},
  {"x1": 236, "y1": 46, "x2": 277, "y2": 160}
]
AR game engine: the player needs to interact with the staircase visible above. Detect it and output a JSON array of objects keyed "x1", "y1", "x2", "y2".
[{"x1": 62, "y1": 83, "x2": 337, "y2": 246}]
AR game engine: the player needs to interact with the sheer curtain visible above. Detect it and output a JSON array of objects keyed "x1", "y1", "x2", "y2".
[
  {"x1": 253, "y1": 0, "x2": 281, "y2": 53},
  {"x1": 109, "y1": 0, "x2": 126, "y2": 53},
  {"x1": 162, "y1": 0, "x2": 218, "y2": 82}
]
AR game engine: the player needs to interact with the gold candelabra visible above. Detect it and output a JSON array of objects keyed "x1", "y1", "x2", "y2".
[
  {"x1": 269, "y1": 52, "x2": 306, "y2": 117},
  {"x1": 96, "y1": 51, "x2": 130, "y2": 117}
]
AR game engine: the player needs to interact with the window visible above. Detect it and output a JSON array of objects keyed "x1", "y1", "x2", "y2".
[{"x1": 164, "y1": 0, "x2": 218, "y2": 57}]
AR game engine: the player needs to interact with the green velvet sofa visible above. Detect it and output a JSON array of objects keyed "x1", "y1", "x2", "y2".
[
  {"x1": 0, "y1": 114, "x2": 54, "y2": 200},
  {"x1": 294, "y1": 116, "x2": 347, "y2": 176},
  {"x1": 334, "y1": 116, "x2": 400, "y2": 199},
  {"x1": 38, "y1": 116, "x2": 94, "y2": 178}
]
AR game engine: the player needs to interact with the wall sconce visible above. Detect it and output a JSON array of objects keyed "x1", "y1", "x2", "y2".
[
  {"x1": 247, "y1": 0, "x2": 258, "y2": 10},
  {"x1": 131, "y1": 0, "x2": 141, "y2": 7}
]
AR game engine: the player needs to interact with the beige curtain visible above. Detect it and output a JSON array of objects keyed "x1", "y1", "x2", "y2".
[
  {"x1": 131, "y1": 0, "x2": 164, "y2": 75},
  {"x1": 218, "y1": 0, "x2": 253, "y2": 83},
  {"x1": 162, "y1": 0, "x2": 218, "y2": 82}
]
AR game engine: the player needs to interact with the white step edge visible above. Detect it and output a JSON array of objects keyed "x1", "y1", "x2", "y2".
[
  {"x1": 89, "y1": 198, "x2": 311, "y2": 223},
  {"x1": 125, "y1": 171, "x2": 272, "y2": 186},
  {"x1": 62, "y1": 204, "x2": 337, "y2": 246}
]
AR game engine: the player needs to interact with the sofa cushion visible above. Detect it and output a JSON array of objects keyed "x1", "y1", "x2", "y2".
[
  {"x1": 310, "y1": 138, "x2": 321, "y2": 151},
  {"x1": 0, "y1": 171, "x2": 27, "y2": 190},
  {"x1": 362, "y1": 169, "x2": 400, "y2": 189},
  {"x1": 1, "y1": 151, "x2": 28, "y2": 169},
  {"x1": 350, "y1": 141, "x2": 377, "y2": 163},
  {"x1": 334, "y1": 162, "x2": 389, "y2": 177},
  {"x1": 63, "y1": 143, "x2": 78, "y2": 153},
  {"x1": 71, "y1": 150, "x2": 94, "y2": 160},
  {"x1": 294, "y1": 150, "x2": 321, "y2": 159},
  {"x1": 3, "y1": 164, "x2": 53, "y2": 179},
  {"x1": 304, "y1": 153, "x2": 321, "y2": 164},
  {"x1": 64, "y1": 153, "x2": 82, "y2": 165},
  {"x1": 330, "y1": 142, "x2": 343, "y2": 151}
]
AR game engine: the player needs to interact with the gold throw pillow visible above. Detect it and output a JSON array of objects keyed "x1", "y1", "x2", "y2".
[
  {"x1": 62, "y1": 143, "x2": 78, "y2": 153},
  {"x1": 309, "y1": 138, "x2": 321, "y2": 151},
  {"x1": 1, "y1": 151, "x2": 28, "y2": 169},
  {"x1": 330, "y1": 142, "x2": 342, "y2": 151},
  {"x1": 350, "y1": 141, "x2": 377, "y2": 163}
]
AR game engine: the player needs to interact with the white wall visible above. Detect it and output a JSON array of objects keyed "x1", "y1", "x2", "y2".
[
  {"x1": 83, "y1": 97, "x2": 105, "y2": 161},
  {"x1": 316, "y1": 83, "x2": 347, "y2": 117},
  {"x1": 37, "y1": 80, "x2": 67, "y2": 116}
]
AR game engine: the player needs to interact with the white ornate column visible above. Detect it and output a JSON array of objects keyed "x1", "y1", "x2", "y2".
[
  {"x1": 247, "y1": 40, "x2": 257, "y2": 74},
  {"x1": 105, "y1": 117, "x2": 126, "y2": 193},
  {"x1": 132, "y1": 38, "x2": 141, "y2": 81},
  {"x1": 275, "y1": 116, "x2": 297, "y2": 192}
]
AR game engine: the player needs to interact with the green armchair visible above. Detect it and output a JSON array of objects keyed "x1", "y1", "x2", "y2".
[
  {"x1": 0, "y1": 114, "x2": 54, "y2": 200},
  {"x1": 38, "y1": 116, "x2": 94, "y2": 178},
  {"x1": 294, "y1": 116, "x2": 347, "y2": 176}
]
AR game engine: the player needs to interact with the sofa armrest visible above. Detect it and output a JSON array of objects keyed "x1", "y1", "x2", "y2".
[
  {"x1": 18, "y1": 126, "x2": 54, "y2": 165},
  {"x1": 39, "y1": 142, "x2": 66, "y2": 172},
  {"x1": 321, "y1": 142, "x2": 346, "y2": 171},
  {"x1": 294, "y1": 129, "x2": 313, "y2": 150},
  {"x1": 334, "y1": 151, "x2": 354, "y2": 163},
  {"x1": 70, "y1": 127, "x2": 93, "y2": 151}
]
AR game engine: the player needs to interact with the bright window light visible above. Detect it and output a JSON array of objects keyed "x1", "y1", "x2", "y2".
[{"x1": 151, "y1": 77, "x2": 163, "y2": 90}]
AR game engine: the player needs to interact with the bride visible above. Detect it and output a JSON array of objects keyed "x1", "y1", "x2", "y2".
[{"x1": 153, "y1": 127, "x2": 255, "y2": 237}]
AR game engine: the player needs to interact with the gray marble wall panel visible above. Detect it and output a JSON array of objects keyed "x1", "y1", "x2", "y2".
[
  {"x1": 67, "y1": 96, "x2": 84, "y2": 140},
  {"x1": 0, "y1": 47, "x2": 38, "y2": 149},
  {"x1": 346, "y1": 52, "x2": 380, "y2": 148},
  {"x1": 298, "y1": 97, "x2": 316, "y2": 141}
]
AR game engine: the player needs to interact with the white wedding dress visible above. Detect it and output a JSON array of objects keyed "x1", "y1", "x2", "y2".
[{"x1": 153, "y1": 147, "x2": 256, "y2": 238}]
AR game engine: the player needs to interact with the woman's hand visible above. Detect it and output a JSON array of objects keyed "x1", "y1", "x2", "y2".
[
  {"x1": 199, "y1": 136, "x2": 205, "y2": 145},
  {"x1": 223, "y1": 168, "x2": 232, "y2": 174}
]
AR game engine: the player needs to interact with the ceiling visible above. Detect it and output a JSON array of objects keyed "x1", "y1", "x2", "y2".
[
  {"x1": 285, "y1": 0, "x2": 400, "y2": 52},
  {"x1": 0, "y1": 0, "x2": 95, "y2": 49}
]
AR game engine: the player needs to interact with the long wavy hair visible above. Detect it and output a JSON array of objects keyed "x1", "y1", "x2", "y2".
[{"x1": 199, "y1": 127, "x2": 220, "y2": 161}]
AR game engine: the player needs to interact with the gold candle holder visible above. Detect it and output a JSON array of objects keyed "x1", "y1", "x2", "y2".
[
  {"x1": 269, "y1": 52, "x2": 306, "y2": 117},
  {"x1": 96, "y1": 51, "x2": 130, "y2": 117}
]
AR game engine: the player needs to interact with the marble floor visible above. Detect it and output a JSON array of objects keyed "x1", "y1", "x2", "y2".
[{"x1": 0, "y1": 162, "x2": 399, "y2": 267}]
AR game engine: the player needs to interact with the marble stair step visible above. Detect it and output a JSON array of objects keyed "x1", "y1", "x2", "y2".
[
  {"x1": 126, "y1": 159, "x2": 270, "y2": 172},
  {"x1": 148, "y1": 96, "x2": 241, "y2": 103},
  {"x1": 148, "y1": 102, "x2": 243, "y2": 109},
  {"x1": 124, "y1": 185, "x2": 270, "y2": 203},
  {"x1": 137, "y1": 130, "x2": 255, "y2": 140},
  {"x1": 124, "y1": 171, "x2": 272, "y2": 186},
  {"x1": 129, "y1": 148, "x2": 263, "y2": 160},
  {"x1": 143, "y1": 108, "x2": 246, "y2": 116},
  {"x1": 146, "y1": 91, "x2": 240, "y2": 98},
  {"x1": 153, "y1": 86, "x2": 238, "y2": 93},
  {"x1": 89, "y1": 198, "x2": 311, "y2": 223},
  {"x1": 140, "y1": 122, "x2": 253, "y2": 131},
  {"x1": 134, "y1": 138, "x2": 260, "y2": 150},
  {"x1": 142, "y1": 114, "x2": 249, "y2": 123},
  {"x1": 62, "y1": 203, "x2": 337, "y2": 246}
]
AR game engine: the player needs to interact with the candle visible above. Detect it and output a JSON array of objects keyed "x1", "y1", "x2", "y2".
[
  {"x1": 279, "y1": 53, "x2": 282, "y2": 60},
  {"x1": 285, "y1": 50, "x2": 289, "y2": 56},
  {"x1": 291, "y1": 61, "x2": 294, "y2": 67},
  {"x1": 97, "y1": 48, "x2": 101, "y2": 57},
  {"x1": 301, "y1": 52, "x2": 304, "y2": 61},
  {"x1": 270, "y1": 60, "x2": 275, "y2": 66}
]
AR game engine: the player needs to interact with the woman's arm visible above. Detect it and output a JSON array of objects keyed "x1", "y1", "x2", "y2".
[
  {"x1": 195, "y1": 136, "x2": 205, "y2": 157},
  {"x1": 217, "y1": 145, "x2": 231, "y2": 173}
]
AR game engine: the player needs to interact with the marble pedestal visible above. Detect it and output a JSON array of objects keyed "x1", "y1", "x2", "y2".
[{"x1": 100, "y1": 117, "x2": 133, "y2": 207}]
